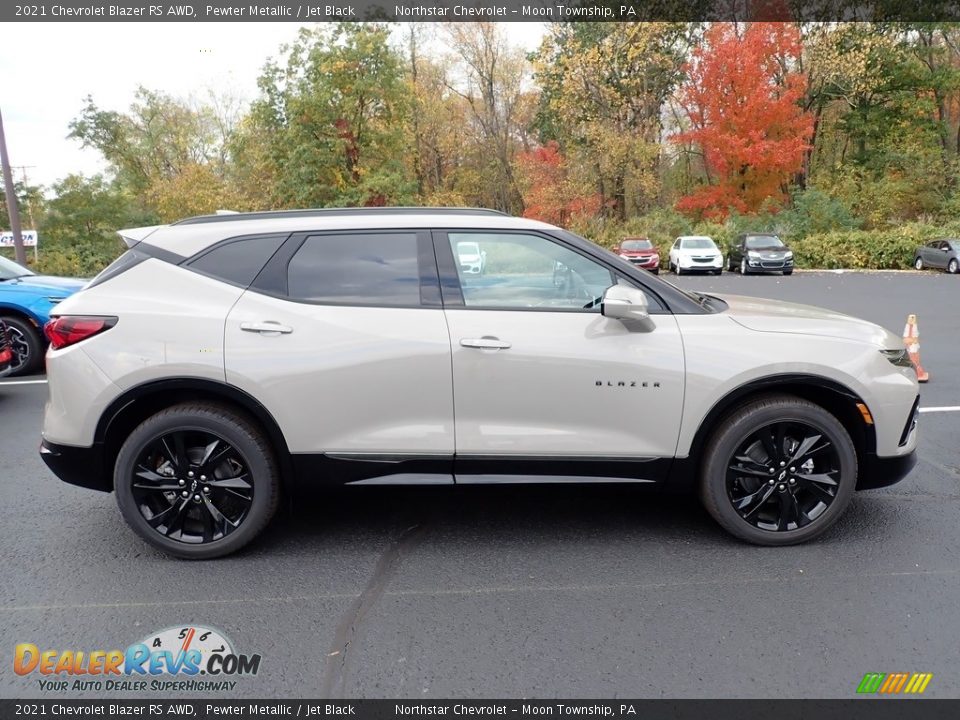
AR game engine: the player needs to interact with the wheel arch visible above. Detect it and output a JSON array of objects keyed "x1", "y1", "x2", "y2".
[
  {"x1": 95, "y1": 378, "x2": 294, "y2": 492},
  {"x1": 667, "y1": 373, "x2": 877, "y2": 494}
]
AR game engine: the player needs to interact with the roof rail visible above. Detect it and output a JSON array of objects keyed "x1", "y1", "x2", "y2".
[{"x1": 173, "y1": 207, "x2": 510, "y2": 226}]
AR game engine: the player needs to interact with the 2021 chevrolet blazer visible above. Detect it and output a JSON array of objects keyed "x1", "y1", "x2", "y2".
[{"x1": 39, "y1": 208, "x2": 920, "y2": 558}]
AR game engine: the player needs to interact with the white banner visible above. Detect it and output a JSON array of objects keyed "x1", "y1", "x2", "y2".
[{"x1": 0, "y1": 230, "x2": 38, "y2": 247}]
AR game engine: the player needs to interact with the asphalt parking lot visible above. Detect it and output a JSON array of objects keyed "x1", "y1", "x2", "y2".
[{"x1": 1, "y1": 271, "x2": 958, "y2": 700}]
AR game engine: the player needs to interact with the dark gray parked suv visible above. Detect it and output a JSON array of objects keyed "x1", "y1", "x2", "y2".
[{"x1": 728, "y1": 233, "x2": 795, "y2": 275}]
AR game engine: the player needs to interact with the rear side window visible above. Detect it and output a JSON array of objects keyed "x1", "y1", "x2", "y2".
[
  {"x1": 187, "y1": 234, "x2": 287, "y2": 287},
  {"x1": 87, "y1": 248, "x2": 149, "y2": 289},
  {"x1": 287, "y1": 233, "x2": 421, "y2": 307}
]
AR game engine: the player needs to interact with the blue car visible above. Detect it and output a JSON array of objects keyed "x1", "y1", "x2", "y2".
[{"x1": 0, "y1": 255, "x2": 86, "y2": 376}]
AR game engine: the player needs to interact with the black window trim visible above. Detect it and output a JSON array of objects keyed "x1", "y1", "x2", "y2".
[
  {"x1": 249, "y1": 228, "x2": 442, "y2": 309},
  {"x1": 431, "y1": 228, "x2": 671, "y2": 315}
]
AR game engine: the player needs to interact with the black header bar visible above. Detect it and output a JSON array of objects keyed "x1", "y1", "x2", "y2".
[{"x1": 7, "y1": 0, "x2": 960, "y2": 22}]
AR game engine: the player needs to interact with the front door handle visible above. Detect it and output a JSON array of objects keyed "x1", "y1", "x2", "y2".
[
  {"x1": 460, "y1": 336, "x2": 511, "y2": 350},
  {"x1": 240, "y1": 321, "x2": 293, "y2": 335}
]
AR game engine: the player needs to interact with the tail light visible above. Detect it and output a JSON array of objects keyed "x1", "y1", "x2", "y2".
[{"x1": 44, "y1": 316, "x2": 117, "y2": 350}]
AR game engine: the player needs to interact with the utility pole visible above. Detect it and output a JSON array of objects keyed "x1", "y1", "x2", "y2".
[{"x1": 0, "y1": 106, "x2": 27, "y2": 265}]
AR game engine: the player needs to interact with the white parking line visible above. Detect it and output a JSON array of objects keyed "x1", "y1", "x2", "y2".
[
  {"x1": 919, "y1": 406, "x2": 960, "y2": 414},
  {"x1": 0, "y1": 379, "x2": 48, "y2": 385}
]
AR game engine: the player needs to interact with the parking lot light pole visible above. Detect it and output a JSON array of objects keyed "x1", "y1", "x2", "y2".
[{"x1": 0, "y1": 106, "x2": 28, "y2": 266}]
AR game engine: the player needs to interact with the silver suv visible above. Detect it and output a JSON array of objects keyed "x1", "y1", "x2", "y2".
[{"x1": 40, "y1": 208, "x2": 919, "y2": 558}]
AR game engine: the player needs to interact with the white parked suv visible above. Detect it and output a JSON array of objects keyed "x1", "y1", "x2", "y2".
[
  {"x1": 669, "y1": 235, "x2": 724, "y2": 275},
  {"x1": 40, "y1": 208, "x2": 919, "y2": 558}
]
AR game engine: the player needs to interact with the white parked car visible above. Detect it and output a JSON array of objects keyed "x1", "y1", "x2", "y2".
[
  {"x1": 669, "y1": 236, "x2": 724, "y2": 275},
  {"x1": 40, "y1": 208, "x2": 918, "y2": 558},
  {"x1": 455, "y1": 240, "x2": 486, "y2": 275}
]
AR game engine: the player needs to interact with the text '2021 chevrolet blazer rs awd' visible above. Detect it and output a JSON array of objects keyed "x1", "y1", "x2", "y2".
[{"x1": 40, "y1": 209, "x2": 919, "y2": 558}]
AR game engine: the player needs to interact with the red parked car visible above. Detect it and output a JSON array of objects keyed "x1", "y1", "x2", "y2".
[{"x1": 616, "y1": 237, "x2": 660, "y2": 274}]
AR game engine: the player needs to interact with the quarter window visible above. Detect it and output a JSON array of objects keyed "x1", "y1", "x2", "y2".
[
  {"x1": 188, "y1": 235, "x2": 286, "y2": 287},
  {"x1": 287, "y1": 233, "x2": 421, "y2": 306},
  {"x1": 447, "y1": 232, "x2": 614, "y2": 310}
]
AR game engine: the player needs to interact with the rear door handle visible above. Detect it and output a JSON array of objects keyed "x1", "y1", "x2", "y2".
[
  {"x1": 460, "y1": 337, "x2": 511, "y2": 350},
  {"x1": 240, "y1": 321, "x2": 293, "y2": 335}
]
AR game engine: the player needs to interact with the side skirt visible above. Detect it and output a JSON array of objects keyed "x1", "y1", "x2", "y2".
[{"x1": 292, "y1": 453, "x2": 672, "y2": 486}]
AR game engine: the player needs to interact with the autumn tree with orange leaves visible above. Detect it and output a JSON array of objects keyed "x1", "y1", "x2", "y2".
[
  {"x1": 675, "y1": 23, "x2": 814, "y2": 219},
  {"x1": 516, "y1": 141, "x2": 601, "y2": 226}
]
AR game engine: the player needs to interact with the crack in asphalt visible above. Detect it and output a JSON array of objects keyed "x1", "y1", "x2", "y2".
[
  {"x1": 318, "y1": 522, "x2": 426, "y2": 698},
  {"x1": 6, "y1": 566, "x2": 960, "y2": 613}
]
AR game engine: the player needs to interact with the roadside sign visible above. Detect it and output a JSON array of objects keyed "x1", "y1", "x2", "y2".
[{"x1": 0, "y1": 230, "x2": 38, "y2": 247}]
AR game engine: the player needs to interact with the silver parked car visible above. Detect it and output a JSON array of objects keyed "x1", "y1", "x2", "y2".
[
  {"x1": 914, "y1": 238, "x2": 960, "y2": 273},
  {"x1": 39, "y1": 208, "x2": 919, "y2": 558}
]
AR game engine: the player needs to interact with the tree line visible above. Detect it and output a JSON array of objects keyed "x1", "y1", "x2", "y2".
[{"x1": 6, "y1": 21, "x2": 960, "y2": 274}]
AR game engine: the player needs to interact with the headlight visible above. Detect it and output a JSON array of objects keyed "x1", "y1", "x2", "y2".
[
  {"x1": 748, "y1": 251, "x2": 760, "y2": 258},
  {"x1": 881, "y1": 348, "x2": 914, "y2": 370},
  {"x1": 785, "y1": 251, "x2": 794, "y2": 259}
]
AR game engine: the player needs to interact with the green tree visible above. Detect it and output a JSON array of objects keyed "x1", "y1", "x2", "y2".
[
  {"x1": 533, "y1": 22, "x2": 688, "y2": 220},
  {"x1": 251, "y1": 23, "x2": 415, "y2": 208}
]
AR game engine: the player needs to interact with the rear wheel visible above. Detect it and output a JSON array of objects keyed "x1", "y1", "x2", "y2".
[
  {"x1": 948, "y1": 258, "x2": 959, "y2": 274},
  {"x1": 114, "y1": 403, "x2": 280, "y2": 559},
  {"x1": 700, "y1": 394, "x2": 857, "y2": 546},
  {"x1": 915, "y1": 257, "x2": 924, "y2": 270},
  {"x1": 1, "y1": 316, "x2": 43, "y2": 376}
]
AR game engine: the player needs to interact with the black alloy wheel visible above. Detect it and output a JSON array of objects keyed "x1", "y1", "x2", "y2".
[
  {"x1": 115, "y1": 403, "x2": 279, "y2": 559},
  {"x1": 700, "y1": 394, "x2": 857, "y2": 545},
  {"x1": 130, "y1": 430, "x2": 254, "y2": 544},
  {"x1": 2, "y1": 317, "x2": 42, "y2": 376},
  {"x1": 725, "y1": 421, "x2": 840, "y2": 532}
]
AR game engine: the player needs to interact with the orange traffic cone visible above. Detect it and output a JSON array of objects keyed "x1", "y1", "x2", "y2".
[{"x1": 902, "y1": 314, "x2": 929, "y2": 383}]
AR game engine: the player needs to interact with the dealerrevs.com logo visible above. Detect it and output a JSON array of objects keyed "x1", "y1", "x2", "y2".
[{"x1": 14, "y1": 625, "x2": 261, "y2": 693}]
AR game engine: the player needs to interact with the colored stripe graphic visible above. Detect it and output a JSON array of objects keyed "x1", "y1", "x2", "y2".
[{"x1": 857, "y1": 672, "x2": 932, "y2": 695}]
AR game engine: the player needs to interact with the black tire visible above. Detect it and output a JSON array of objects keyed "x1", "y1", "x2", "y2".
[
  {"x1": 651, "y1": 268, "x2": 659, "y2": 275},
  {"x1": 914, "y1": 256, "x2": 924, "y2": 271},
  {"x1": 713, "y1": 269, "x2": 722, "y2": 275},
  {"x1": 948, "y1": 258, "x2": 959, "y2": 274},
  {"x1": 740, "y1": 258, "x2": 750, "y2": 276},
  {"x1": 783, "y1": 270, "x2": 793, "y2": 276},
  {"x1": 700, "y1": 394, "x2": 857, "y2": 546},
  {"x1": 1, "y1": 316, "x2": 43, "y2": 376},
  {"x1": 114, "y1": 402, "x2": 280, "y2": 559}
]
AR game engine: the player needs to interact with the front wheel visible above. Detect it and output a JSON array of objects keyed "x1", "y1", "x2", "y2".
[
  {"x1": 783, "y1": 270, "x2": 793, "y2": 276},
  {"x1": 700, "y1": 394, "x2": 857, "y2": 546},
  {"x1": 948, "y1": 258, "x2": 958, "y2": 274},
  {"x1": 114, "y1": 402, "x2": 280, "y2": 559},
  {"x1": 915, "y1": 257, "x2": 924, "y2": 271},
  {"x1": 1, "y1": 316, "x2": 43, "y2": 376},
  {"x1": 740, "y1": 259, "x2": 749, "y2": 276}
]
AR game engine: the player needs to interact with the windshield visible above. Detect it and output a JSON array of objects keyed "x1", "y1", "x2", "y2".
[
  {"x1": 745, "y1": 235, "x2": 785, "y2": 249},
  {"x1": 621, "y1": 239, "x2": 652, "y2": 251},
  {"x1": 947, "y1": 240, "x2": 960, "y2": 251},
  {"x1": 0, "y1": 255, "x2": 35, "y2": 281},
  {"x1": 680, "y1": 237, "x2": 716, "y2": 250}
]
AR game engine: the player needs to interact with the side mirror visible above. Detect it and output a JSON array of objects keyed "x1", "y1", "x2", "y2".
[{"x1": 601, "y1": 285, "x2": 655, "y2": 332}]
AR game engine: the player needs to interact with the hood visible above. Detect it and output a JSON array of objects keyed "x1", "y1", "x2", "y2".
[
  {"x1": 746, "y1": 247, "x2": 790, "y2": 256},
  {"x1": 717, "y1": 294, "x2": 901, "y2": 348},
  {"x1": 620, "y1": 249, "x2": 658, "y2": 256},
  {"x1": 5, "y1": 275, "x2": 87, "y2": 294},
  {"x1": 677, "y1": 247, "x2": 721, "y2": 255}
]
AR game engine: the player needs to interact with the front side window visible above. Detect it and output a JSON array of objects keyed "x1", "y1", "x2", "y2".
[
  {"x1": 287, "y1": 233, "x2": 421, "y2": 306},
  {"x1": 447, "y1": 232, "x2": 614, "y2": 310}
]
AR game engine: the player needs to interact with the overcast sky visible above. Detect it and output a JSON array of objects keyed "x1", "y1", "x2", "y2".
[{"x1": 0, "y1": 22, "x2": 546, "y2": 191}]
